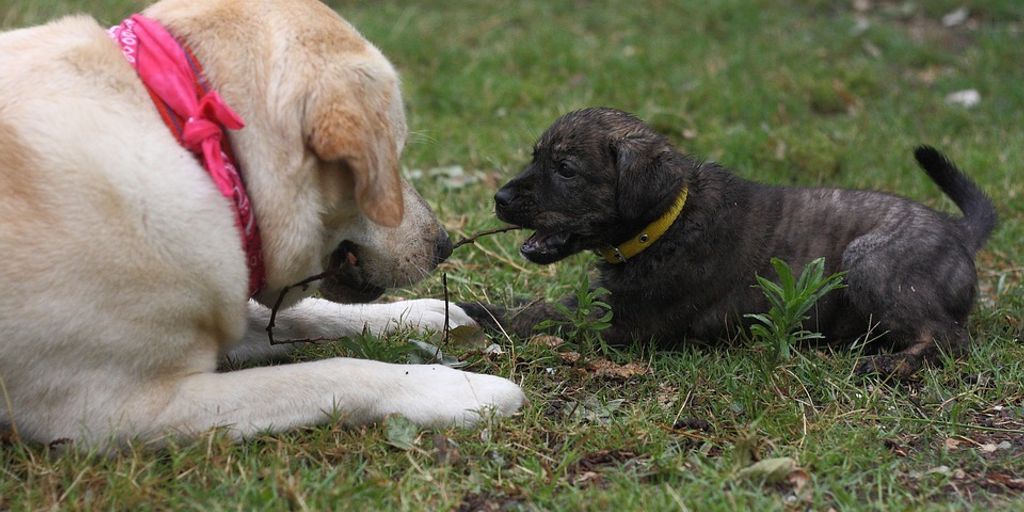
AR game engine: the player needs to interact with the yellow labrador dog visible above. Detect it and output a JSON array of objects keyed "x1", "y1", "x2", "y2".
[{"x1": 0, "y1": 0, "x2": 523, "y2": 448}]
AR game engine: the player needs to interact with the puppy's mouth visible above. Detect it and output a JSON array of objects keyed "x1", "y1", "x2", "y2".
[
  {"x1": 319, "y1": 241, "x2": 386, "y2": 303},
  {"x1": 521, "y1": 230, "x2": 580, "y2": 264}
]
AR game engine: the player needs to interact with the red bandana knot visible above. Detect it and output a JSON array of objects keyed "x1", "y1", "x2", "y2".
[{"x1": 109, "y1": 14, "x2": 265, "y2": 296}]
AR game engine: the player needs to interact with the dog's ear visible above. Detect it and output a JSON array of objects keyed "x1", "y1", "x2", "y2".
[
  {"x1": 612, "y1": 131, "x2": 674, "y2": 221},
  {"x1": 308, "y1": 95, "x2": 404, "y2": 228}
]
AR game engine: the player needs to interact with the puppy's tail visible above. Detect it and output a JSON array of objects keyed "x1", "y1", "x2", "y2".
[{"x1": 915, "y1": 146, "x2": 997, "y2": 253}]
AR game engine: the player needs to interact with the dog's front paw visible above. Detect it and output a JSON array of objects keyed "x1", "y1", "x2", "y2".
[
  {"x1": 855, "y1": 354, "x2": 923, "y2": 380},
  {"x1": 376, "y1": 299, "x2": 478, "y2": 334},
  {"x1": 391, "y1": 365, "x2": 525, "y2": 427}
]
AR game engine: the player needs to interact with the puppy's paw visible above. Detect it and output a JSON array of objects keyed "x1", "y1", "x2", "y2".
[
  {"x1": 390, "y1": 365, "x2": 525, "y2": 427},
  {"x1": 457, "y1": 302, "x2": 508, "y2": 332},
  {"x1": 855, "y1": 354, "x2": 923, "y2": 380}
]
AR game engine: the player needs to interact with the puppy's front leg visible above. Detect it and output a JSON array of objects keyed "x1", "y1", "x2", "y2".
[
  {"x1": 223, "y1": 298, "x2": 480, "y2": 365},
  {"x1": 462, "y1": 295, "x2": 617, "y2": 337}
]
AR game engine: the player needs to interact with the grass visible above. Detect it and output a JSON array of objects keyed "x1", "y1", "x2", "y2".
[{"x1": 3, "y1": 0, "x2": 1024, "y2": 509}]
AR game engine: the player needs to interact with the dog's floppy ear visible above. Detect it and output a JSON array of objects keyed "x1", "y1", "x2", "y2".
[
  {"x1": 612, "y1": 130, "x2": 674, "y2": 221},
  {"x1": 308, "y1": 95, "x2": 404, "y2": 228}
]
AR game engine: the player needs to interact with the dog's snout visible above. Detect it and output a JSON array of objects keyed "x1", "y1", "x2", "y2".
[
  {"x1": 494, "y1": 187, "x2": 514, "y2": 210},
  {"x1": 434, "y1": 230, "x2": 453, "y2": 266}
]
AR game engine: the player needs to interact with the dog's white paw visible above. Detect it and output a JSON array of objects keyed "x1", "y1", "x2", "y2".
[
  {"x1": 387, "y1": 364, "x2": 525, "y2": 427},
  {"x1": 379, "y1": 299, "x2": 478, "y2": 333}
]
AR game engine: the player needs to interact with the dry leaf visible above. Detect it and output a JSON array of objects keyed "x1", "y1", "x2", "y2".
[
  {"x1": 559, "y1": 351, "x2": 581, "y2": 364},
  {"x1": 656, "y1": 382, "x2": 679, "y2": 409},
  {"x1": 529, "y1": 334, "x2": 565, "y2": 348},
  {"x1": 384, "y1": 415, "x2": 418, "y2": 451},
  {"x1": 736, "y1": 457, "x2": 811, "y2": 492},
  {"x1": 789, "y1": 468, "x2": 811, "y2": 493},
  {"x1": 944, "y1": 438, "x2": 961, "y2": 450},
  {"x1": 587, "y1": 359, "x2": 650, "y2": 379},
  {"x1": 446, "y1": 324, "x2": 487, "y2": 348}
]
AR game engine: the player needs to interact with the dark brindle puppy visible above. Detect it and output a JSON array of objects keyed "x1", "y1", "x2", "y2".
[{"x1": 464, "y1": 107, "x2": 997, "y2": 377}]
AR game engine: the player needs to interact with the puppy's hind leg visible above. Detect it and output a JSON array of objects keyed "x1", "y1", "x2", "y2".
[{"x1": 843, "y1": 232, "x2": 977, "y2": 378}]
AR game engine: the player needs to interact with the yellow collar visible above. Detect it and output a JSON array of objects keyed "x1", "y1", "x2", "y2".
[{"x1": 598, "y1": 186, "x2": 688, "y2": 264}]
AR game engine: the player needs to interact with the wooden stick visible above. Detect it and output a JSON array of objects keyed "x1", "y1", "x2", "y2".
[
  {"x1": 453, "y1": 225, "x2": 521, "y2": 250},
  {"x1": 266, "y1": 271, "x2": 329, "y2": 345}
]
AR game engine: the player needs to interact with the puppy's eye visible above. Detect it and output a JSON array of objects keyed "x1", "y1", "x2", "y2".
[{"x1": 555, "y1": 162, "x2": 577, "y2": 179}]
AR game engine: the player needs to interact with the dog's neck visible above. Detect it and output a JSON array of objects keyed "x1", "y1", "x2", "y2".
[
  {"x1": 144, "y1": 2, "x2": 339, "y2": 299},
  {"x1": 109, "y1": 14, "x2": 266, "y2": 296},
  {"x1": 598, "y1": 185, "x2": 689, "y2": 264}
]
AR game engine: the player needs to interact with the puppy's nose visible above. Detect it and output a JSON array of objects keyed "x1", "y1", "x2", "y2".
[
  {"x1": 494, "y1": 187, "x2": 514, "y2": 210},
  {"x1": 434, "y1": 230, "x2": 453, "y2": 266}
]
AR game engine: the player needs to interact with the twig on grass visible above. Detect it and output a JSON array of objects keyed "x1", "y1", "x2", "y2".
[{"x1": 453, "y1": 225, "x2": 521, "y2": 250}]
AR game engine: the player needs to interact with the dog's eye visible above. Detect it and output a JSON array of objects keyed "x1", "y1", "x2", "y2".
[{"x1": 555, "y1": 162, "x2": 577, "y2": 179}]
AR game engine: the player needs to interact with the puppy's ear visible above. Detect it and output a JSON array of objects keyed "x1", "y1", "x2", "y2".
[
  {"x1": 612, "y1": 131, "x2": 673, "y2": 221},
  {"x1": 308, "y1": 96, "x2": 404, "y2": 227}
]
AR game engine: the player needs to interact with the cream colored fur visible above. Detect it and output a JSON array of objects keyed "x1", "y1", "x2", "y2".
[{"x1": 0, "y1": 0, "x2": 523, "y2": 448}]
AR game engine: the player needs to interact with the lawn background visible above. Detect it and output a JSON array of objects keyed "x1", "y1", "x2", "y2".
[{"x1": 2, "y1": 0, "x2": 1023, "y2": 509}]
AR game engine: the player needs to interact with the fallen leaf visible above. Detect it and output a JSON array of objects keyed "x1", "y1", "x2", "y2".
[
  {"x1": 406, "y1": 340, "x2": 469, "y2": 368},
  {"x1": 656, "y1": 382, "x2": 679, "y2": 409},
  {"x1": 979, "y1": 443, "x2": 998, "y2": 453},
  {"x1": 789, "y1": 468, "x2": 811, "y2": 493},
  {"x1": 446, "y1": 324, "x2": 487, "y2": 347},
  {"x1": 559, "y1": 351, "x2": 581, "y2": 364},
  {"x1": 586, "y1": 359, "x2": 650, "y2": 380},
  {"x1": 529, "y1": 334, "x2": 565, "y2": 348},
  {"x1": 735, "y1": 457, "x2": 811, "y2": 491},
  {"x1": 944, "y1": 438, "x2": 962, "y2": 450},
  {"x1": 481, "y1": 343, "x2": 504, "y2": 355},
  {"x1": 385, "y1": 415, "x2": 418, "y2": 451},
  {"x1": 569, "y1": 397, "x2": 625, "y2": 425}
]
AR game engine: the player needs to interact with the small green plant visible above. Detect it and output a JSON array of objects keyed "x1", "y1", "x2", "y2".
[
  {"x1": 536, "y1": 284, "x2": 615, "y2": 356},
  {"x1": 745, "y1": 257, "x2": 846, "y2": 362}
]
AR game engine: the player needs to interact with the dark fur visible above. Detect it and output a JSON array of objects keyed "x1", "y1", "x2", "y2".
[{"x1": 465, "y1": 108, "x2": 997, "y2": 377}]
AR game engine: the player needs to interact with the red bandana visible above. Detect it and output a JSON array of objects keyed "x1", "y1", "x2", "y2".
[{"x1": 108, "y1": 14, "x2": 265, "y2": 296}]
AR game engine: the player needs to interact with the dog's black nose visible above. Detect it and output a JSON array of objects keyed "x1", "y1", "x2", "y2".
[
  {"x1": 434, "y1": 230, "x2": 453, "y2": 266},
  {"x1": 494, "y1": 187, "x2": 514, "y2": 210}
]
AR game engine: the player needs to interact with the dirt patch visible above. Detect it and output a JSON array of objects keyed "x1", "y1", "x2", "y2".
[{"x1": 457, "y1": 490, "x2": 525, "y2": 512}]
